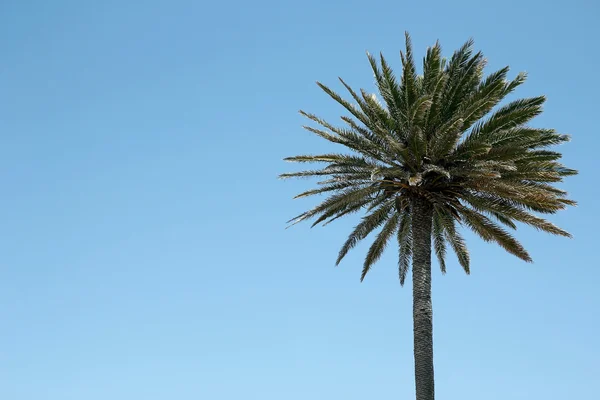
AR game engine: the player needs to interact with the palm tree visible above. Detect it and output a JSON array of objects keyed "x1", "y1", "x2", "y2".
[{"x1": 280, "y1": 33, "x2": 576, "y2": 400}]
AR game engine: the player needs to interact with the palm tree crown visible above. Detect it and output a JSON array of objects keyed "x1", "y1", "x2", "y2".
[{"x1": 281, "y1": 33, "x2": 576, "y2": 284}]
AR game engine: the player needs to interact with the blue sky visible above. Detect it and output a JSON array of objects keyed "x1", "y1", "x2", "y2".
[{"x1": 0, "y1": 0, "x2": 598, "y2": 399}]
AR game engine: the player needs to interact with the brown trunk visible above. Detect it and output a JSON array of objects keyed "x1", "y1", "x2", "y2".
[{"x1": 411, "y1": 198, "x2": 435, "y2": 400}]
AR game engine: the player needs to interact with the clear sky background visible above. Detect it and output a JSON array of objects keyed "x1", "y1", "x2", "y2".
[{"x1": 1, "y1": 1, "x2": 598, "y2": 399}]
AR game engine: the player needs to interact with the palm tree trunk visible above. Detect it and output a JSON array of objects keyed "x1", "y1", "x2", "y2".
[{"x1": 411, "y1": 198, "x2": 435, "y2": 400}]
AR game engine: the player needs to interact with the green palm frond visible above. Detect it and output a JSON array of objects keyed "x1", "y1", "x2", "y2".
[
  {"x1": 432, "y1": 212, "x2": 447, "y2": 274},
  {"x1": 337, "y1": 199, "x2": 395, "y2": 265},
  {"x1": 435, "y1": 207, "x2": 471, "y2": 273},
  {"x1": 461, "y1": 192, "x2": 571, "y2": 237},
  {"x1": 362, "y1": 212, "x2": 401, "y2": 281},
  {"x1": 456, "y1": 205, "x2": 532, "y2": 262},
  {"x1": 397, "y1": 210, "x2": 413, "y2": 285},
  {"x1": 281, "y1": 33, "x2": 576, "y2": 282}
]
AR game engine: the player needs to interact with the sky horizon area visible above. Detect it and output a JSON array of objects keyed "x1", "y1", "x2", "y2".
[{"x1": 1, "y1": 1, "x2": 598, "y2": 399}]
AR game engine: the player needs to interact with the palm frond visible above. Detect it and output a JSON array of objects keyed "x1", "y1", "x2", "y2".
[
  {"x1": 461, "y1": 192, "x2": 572, "y2": 237},
  {"x1": 286, "y1": 186, "x2": 378, "y2": 226},
  {"x1": 436, "y1": 207, "x2": 470, "y2": 273},
  {"x1": 361, "y1": 212, "x2": 400, "y2": 281},
  {"x1": 398, "y1": 210, "x2": 413, "y2": 285},
  {"x1": 457, "y1": 205, "x2": 532, "y2": 262},
  {"x1": 432, "y1": 212, "x2": 447, "y2": 273},
  {"x1": 336, "y1": 199, "x2": 395, "y2": 265},
  {"x1": 400, "y1": 32, "x2": 419, "y2": 114}
]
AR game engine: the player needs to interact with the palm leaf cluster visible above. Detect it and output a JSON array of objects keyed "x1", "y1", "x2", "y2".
[{"x1": 281, "y1": 33, "x2": 576, "y2": 284}]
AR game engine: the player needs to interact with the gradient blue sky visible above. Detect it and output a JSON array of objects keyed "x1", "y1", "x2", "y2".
[{"x1": 1, "y1": 1, "x2": 598, "y2": 399}]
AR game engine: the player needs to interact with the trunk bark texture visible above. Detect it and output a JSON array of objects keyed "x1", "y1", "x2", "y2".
[{"x1": 411, "y1": 198, "x2": 435, "y2": 400}]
